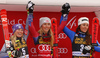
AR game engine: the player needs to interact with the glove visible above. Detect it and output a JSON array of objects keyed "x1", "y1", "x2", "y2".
[
  {"x1": 8, "y1": 51, "x2": 11, "y2": 57},
  {"x1": 26, "y1": 1, "x2": 35, "y2": 13},
  {"x1": 97, "y1": 40, "x2": 100, "y2": 46},
  {"x1": 82, "y1": 45, "x2": 91, "y2": 54},
  {"x1": 15, "y1": 50, "x2": 22, "y2": 57},
  {"x1": 61, "y1": 3, "x2": 70, "y2": 15}
]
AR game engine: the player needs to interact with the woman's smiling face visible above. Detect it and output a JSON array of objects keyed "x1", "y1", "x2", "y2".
[
  {"x1": 42, "y1": 23, "x2": 51, "y2": 34},
  {"x1": 80, "y1": 23, "x2": 89, "y2": 33},
  {"x1": 15, "y1": 29, "x2": 23, "y2": 37}
]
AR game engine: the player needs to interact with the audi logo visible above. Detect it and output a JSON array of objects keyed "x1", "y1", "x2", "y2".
[
  {"x1": 58, "y1": 48, "x2": 68, "y2": 53},
  {"x1": 31, "y1": 47, "x2": 68, "y2": 54},
  {"x1": 58, "y1": 33, "x2": 67, "y2": 39},
  {"x1": 38, "y1": 44, "x2": 51, "y2": 51}
]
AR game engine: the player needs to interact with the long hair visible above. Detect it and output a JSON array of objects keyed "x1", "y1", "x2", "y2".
[
  {"x1": 38, "y1": 28, "x2": 54, "y2": 47},
  {"x1": 76, "y1": 25, "x2": 91, "y2": 45},
  {"x1": 10, "y1": 33, "x2": 25, "y2": 49}
]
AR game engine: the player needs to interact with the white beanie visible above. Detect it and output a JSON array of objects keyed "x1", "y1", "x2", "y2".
[
  {"x1": 39, "y1": 17, "x2": 51, "y2": 27},
  {"x1": 78, "y1": 17, "x2": 89, "y2": 26}
]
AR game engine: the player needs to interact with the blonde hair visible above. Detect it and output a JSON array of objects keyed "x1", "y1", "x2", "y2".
[
  {"x1": 10, "y1": 33, "x2": 25, "y2": 49},
  {"x1": 38, "y1": 28, "x2": 54, "y2": 47}
]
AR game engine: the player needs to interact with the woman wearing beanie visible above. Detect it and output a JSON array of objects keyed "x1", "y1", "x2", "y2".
[
  {"x1": 25, "y1": 1, "x2": 70, "y2": 58},
  {"x1": 9, "y1": 24, "x2": 29, "y2": 58},
  {"x1": 60, "y1": 17, "x2": 100, "y2": 58}
]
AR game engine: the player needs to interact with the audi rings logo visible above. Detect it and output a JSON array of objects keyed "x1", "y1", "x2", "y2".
[
  {"x1": 30, "y1": 47, "x2": 68, "y2": 54},
  {"x1": 58, "y1": 48, "x2": 68, "y2": 53},
  {"x1": 31, "y1": 47, "x2": 37, "y2": 53},
  {"x1": 58, "y1": 33, "x2": 67, "y2": 39},
  {"x1": 38, "y1": 45, "x2": 51, "y2": 51}
]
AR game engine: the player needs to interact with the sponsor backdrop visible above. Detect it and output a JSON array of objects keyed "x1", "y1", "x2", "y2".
[{"x1": 0, "y1": 11, "x2": 100, "y2": 58}]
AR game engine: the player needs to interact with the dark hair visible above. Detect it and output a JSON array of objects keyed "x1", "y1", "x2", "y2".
[{"x1": 76, "y1": 25, "x2": 91, "y2": 45}]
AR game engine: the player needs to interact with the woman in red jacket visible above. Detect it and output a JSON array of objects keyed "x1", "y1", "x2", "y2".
[{"x1": 26, "y1": 1, "x2": 70, "y2": 58}]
